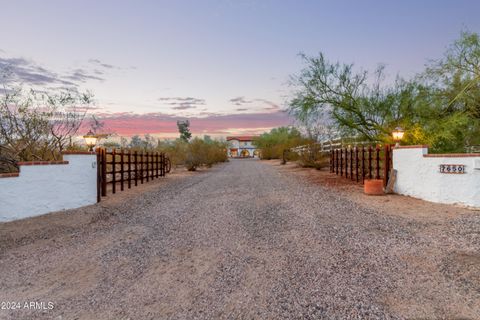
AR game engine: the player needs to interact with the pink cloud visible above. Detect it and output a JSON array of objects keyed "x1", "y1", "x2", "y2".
[{"x1": 82, "y1": 110, "x2": 292, "y2": 138}]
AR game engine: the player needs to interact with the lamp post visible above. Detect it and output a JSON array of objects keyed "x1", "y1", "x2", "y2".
[
  {"x1": 392, "y1": 127, "x2": 405, "y2": 147},
  {"x1": 83, "y1": 130, "x2": 98, "y2": 151}
]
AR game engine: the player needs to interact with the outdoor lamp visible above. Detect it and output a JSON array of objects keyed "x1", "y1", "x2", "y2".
[
  {"x1": 392, "y1": 127, "x2": 405, "y2": 146},
  {"x1": 83, "y1": 130, "x2": 97, "y2": 151}
]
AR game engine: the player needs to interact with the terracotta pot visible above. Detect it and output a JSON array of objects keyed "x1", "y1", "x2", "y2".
[{"x1": 364, "y1": 179, "x2": 384, "y2": 195}]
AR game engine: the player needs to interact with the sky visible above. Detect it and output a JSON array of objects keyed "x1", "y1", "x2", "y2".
[{"x1": 0, "y1": 0, "x2": 479, "y2": 138}]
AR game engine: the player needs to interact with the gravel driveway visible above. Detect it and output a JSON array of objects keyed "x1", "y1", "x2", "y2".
[{"x1": 1, "y1": 159, "x2": 479, "y2": 319}]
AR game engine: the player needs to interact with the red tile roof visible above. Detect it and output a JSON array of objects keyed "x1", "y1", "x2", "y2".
[{"x1": 226, "y1": 136, "x2": 258, "y2": 141}]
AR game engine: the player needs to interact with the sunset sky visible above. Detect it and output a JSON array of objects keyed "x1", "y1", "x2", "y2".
[{"x1": 1, "y1": 0, "x2": 479, "y2": 138}]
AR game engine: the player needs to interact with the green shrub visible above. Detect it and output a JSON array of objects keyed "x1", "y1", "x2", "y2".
[
  {"x1": 296, "y1": 146, "x2": 330, "y2": 170},
  {"x1": 185, "y1": 138, "x2": 204, "y2": 171},
  {"x1": 185, "y1": 137, "x2": 228, "y2": 170},
  {"x1": 154, "y1": 137, "x2": 228, "y2": 170},
  {"x1": 164, "y1": 140, "x2": 188, "y2": 168},
  {"x1": 253, "y1": 127, "x2": 312, "y2": 160},
  {"x1": 114, "y1": 135, "x2": 228, "y2": 171}
]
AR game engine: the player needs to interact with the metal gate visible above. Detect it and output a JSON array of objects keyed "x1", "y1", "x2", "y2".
[
  {"x1": 96, "y1": 148, "x2": 171, "y2": 202},
  {"x1": 330, "y1": 145, "x2": 392, "y2": 187}
]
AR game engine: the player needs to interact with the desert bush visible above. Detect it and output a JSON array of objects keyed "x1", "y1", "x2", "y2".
[
  {"x1": 0, "y1": 145, "x2": 18, "y2": 173},
  {"x1": 203, "y1": 139, "x2": 228, "y2": 167},
  {"x1": 185, "y1": 138, "x2": 204, "y2": 170},
  {"x1": 296, "y1": 145, "x2": 330, "y2": 170},
  {"x1": 253, "y1": 126, "x2": 311, "y2": 160},
  {"x1": 185, "y1": 137, "x2": 228, "y2": 171},
  {"x1": 117, "y1": 135, "x2": 228, "y2": 171},
  {"x1": 163, "y1": 140, "x2": 188, "y2": 168}
]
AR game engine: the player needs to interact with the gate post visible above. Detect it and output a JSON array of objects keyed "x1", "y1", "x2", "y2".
[
  {"x1": 350, "y1": 147, "x2": 354, "y2": 180},
  {"x1": 361, "y1": 146, "x2": 365, "y2": 183},
  {"x1": 161, "y1": 153, "x2": 165, "y2": 176},
  {"x1": 355, "y1": 147, "x2": 359, "y2": 182},
  {"x1": 330, "y1": 150, "x2": 333, "y2": 172},
  {"x1": 101, "y1": 148, "x2": 107, "y2": 197},
  {"x1": 128, "y1": 150, "x2": 132, "y2": 189},
  {"x1": 96, "y1": 148, "x2": 101, "y2": 202},
  {"x1": 383, "y1": 144, "x2": 391, "y2": 187},
  {"x1": 340, "y1": 149, "x2": 343, "y2": 176},
  {"x1": 335, "y1": 149, "x2": 339, "y2": 175},
  {"x1": 368, "y1": 146, "x2": 373, "y2": 179},
  {"x1": 120, "y1": 149, "x2": 124, "y2": 191},
  {"x1": 112, "y1": 149, "x2": 116, "y2": 194}
]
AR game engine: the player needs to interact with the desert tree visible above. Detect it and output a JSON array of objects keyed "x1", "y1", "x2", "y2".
[
  {"x1": 177, "y1": 120, "x2": 192, "y2": 142},
  {"x1": 288, "y1": 31, "x2": 480, "y2": 152},
  {"x1": 289, "y1": 53, "x2": 419, "y2": 142},
  {"x1": 0, "y1": 83, "x2": 94, "y2": 165},
  {"x1": 421, "y1": 30, "x2": 480, "y2": 151},
  {"x1": 45, "y1": 89, "x2": 93, "y2": 153},
  {"x1": 290, "y1": 105, "x2": 338, "y2": 143}
]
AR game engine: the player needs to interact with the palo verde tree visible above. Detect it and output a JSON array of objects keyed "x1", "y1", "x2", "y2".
[
  {"x1": 419, "y1": 31, "x2": 480, "y2": 152},
  {"x1": 289, "y1": 31, "x2": 480, "y2": 152},
  {"x1": 289, "y1": 53, "x2": 418, "y2": 143}
]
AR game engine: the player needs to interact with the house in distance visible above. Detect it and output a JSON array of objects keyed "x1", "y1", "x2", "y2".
[{"x1": 226, "y1": 136, "x2": 259, "y2": 158}]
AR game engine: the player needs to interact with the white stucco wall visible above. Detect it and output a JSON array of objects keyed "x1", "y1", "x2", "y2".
[
  {"x1": 229, "y1": 139, "x2": 240, "y2": 148},
  {"x1": 0, "y1": 154, "x2": 97, "y2": 222},
  {"x1": 393, "y1": 146, "x2": 480, "y2": 208},
  {"x1": 240, "y1": 141, "x2": 253, "y2": 148}
]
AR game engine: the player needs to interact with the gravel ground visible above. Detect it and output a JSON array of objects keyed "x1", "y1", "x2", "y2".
[{"x1": 0, "y1": 159, "x2": 479, "y2": 319}]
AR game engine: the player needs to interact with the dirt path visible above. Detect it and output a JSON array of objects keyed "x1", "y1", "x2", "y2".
[{"x1": 0, "y1": 159, "x2": 479, "y2": 319}]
